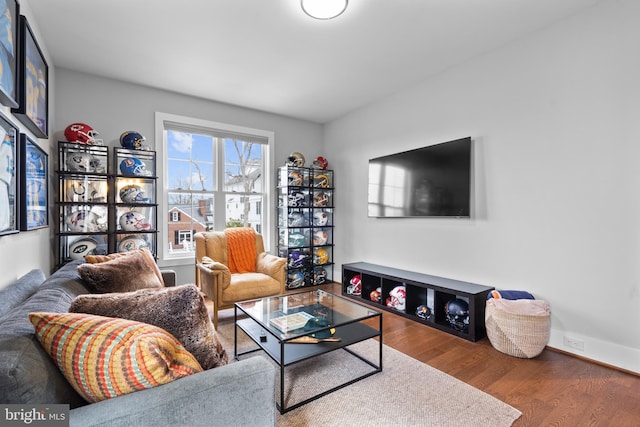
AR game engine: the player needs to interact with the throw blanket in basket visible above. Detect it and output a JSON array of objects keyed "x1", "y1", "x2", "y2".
[{"x1": 225, "y1": 228, "x2": 257, "y2": 273}]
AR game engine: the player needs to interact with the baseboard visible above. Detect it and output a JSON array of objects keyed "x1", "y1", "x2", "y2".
[{"x1": 548, "y1": 329, "x2": 640, "y2": 375}]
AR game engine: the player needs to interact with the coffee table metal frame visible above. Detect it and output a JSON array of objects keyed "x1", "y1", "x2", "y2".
[{"x1": 234, "y1": 289, "x2": 382, "y2": 414}]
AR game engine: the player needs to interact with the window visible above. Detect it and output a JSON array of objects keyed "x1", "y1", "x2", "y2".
[{"x1": 155, "y1": 113, "x2": 275, "y2": 263}]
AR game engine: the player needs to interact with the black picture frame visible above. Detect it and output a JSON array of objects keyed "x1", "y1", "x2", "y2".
[
  {"x1": 19, "y1": 133, "x2": 47, "y2": 230},
  {"x1": 0, "y1": 0, "x2": 19, "y2": 108},
  {"x1": 12, "y1": 14, "x2": 48, "y2": 138},
  {"x1": 0, "y1": 112, "x2": 18, "y2": 236}
]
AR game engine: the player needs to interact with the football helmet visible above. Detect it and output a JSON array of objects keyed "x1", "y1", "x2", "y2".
[
  {"x1": 288, "y1": 250, "x2": 308, "y2": 268},
  {"x1": 65, "y1": 181, "x2": 104, "y2": 202},
  {"x1": 313, "y1": 192, "x2": 329, "y2": 207},
  {"x1": 313, "y1": 173, "x2": 330, "y2": 188},
  {"x1": 416, "y1": 305, "x2": 432, "y2": 320},
  {"x1": 286, "y1": 151, "x2": 305, "y2": 167},
  {"x1": 119, "y1": 184, "x2": 150, "y2": 203},
  {"x1": 288, "y1": 211, "x2": 307, "y2": 227},
  {"x1": 313, "y1": 266, "x2": 328, "y2": 284},
  {"x1": 386, "y1": 286, "x2": 406, "y2": 311},
  {"x1": 120, "y1": 131, "x2": 146, "y2": 150},
  {"x1": 119, "y1": 210, "x2": 152, "y2": 231},
  {"x1": 287, "y1": 271, "x2": 306, "y2": 289},
  {"x1": 312, "y1": 211, "x2": 329, "y2": 226},
  {"x1": 66, "y1": 152, "x2": 96, "y2": 172},
  {"x1": 370, "y1": 287, "x2": 382, "y2": 303},
  {"x1": 288, "y1": 191, "x2": 306, "y2": 207},
  {"x1": 312, "y1": 156, "x2": 328, "y2": 170},
  {"x1": 346, "y1": 274, "x2": 362, "y2": 296},
  {"x1": 313, "y1": 247, "x2": 329, "y2": 264},
  {"x1": 445, "y1": 298, "x2": 470, "y2": 332},
  {"x1": 118, "y1": 236, "x2": 149, "y2": 252},
  {"x1": 288, "y1": 231, "x2": 307, "y2": 247},
  {"x1": 313, "y1": 230, "x2": 328, "y2": 245},
  {"x1": 287, "y1": 170, "x2": 304, "y2": 186},
  {"x1": 65, "y1": 210, "x2": 99, "y2": 232},
  {"x1": 64, "y1": 123, "x2": 103, "y2": 145},
  {"x1": 120, "y1": 157, "x2": 151, "y2": 176},
  {"x1": 69, "y1": 237, "x2": 99, "y2": 260}
]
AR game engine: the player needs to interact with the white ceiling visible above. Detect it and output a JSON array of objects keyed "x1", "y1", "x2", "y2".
[{"x1": 27, "y1": 0, "x2": 602, "y2": 124}]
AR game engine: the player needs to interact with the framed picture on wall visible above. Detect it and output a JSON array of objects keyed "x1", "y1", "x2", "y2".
[
  {"x1": 19, "y1": 133, "x2": 47, "y2": 230},
  {"x1": 12, "y1": 15, "x2": 48, "y2": 138},
  {"x1": 0, "y1": 112, "x2": 19, "y2": 236},
  {"x1": 0, "y1": 0, "x2": 20, "y2": 108}
]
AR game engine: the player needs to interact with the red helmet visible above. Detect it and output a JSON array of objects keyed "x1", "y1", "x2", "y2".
[
  {"x1": 312, "y1": 156, "x2": 328, "y2": 170},
  {"x1": 64, "y1": 123, "x2": 102, "y2": 145}
]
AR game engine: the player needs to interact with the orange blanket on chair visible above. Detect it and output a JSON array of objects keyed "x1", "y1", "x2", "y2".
[{"x1": 225, "y1": 228, "x2": 257, "y2": 273}]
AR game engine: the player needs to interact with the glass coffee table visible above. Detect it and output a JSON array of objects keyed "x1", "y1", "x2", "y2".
[{"x1": 235, "y1": 289, "x2": 382, "y2": 414}]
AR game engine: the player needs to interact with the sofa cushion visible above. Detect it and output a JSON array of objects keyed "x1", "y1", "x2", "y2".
[
  {"x1": 77, "y1": 249, "x2": 163, "y2": 293},
  {"x1": 29, "y1": 312, "x2": 203, "y2": 403},
  {"x1": 69, "y1": 285, "x2": 228, "y2": 370},
  {"x1": 0, "y1": 335, "x2": 86, "y2": 407},
  {"x1": 0, "y1": 261, "x2": 90, "y2": 408},
  {"x1": 0, "y1": 269, "x2": 46, "y2": 318},
  {"x1": 0, "y1": 261, "x2": 90, "y2": 336}
]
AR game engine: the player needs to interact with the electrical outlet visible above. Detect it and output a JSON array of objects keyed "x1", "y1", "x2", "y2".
[{"x1": 563, "y1": 336, "x2": 585, "y2": 351}]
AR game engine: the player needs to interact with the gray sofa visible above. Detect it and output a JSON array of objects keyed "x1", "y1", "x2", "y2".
[{"x1": 0, "y1": 260, "x2": 276, "y2": 427}]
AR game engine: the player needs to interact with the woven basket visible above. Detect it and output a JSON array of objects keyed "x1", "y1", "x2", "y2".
[{"x1": 485, "y1": 301, "x2": 550, "y2": 358}]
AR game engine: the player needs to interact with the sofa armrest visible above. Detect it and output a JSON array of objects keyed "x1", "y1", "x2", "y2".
[
  {"x1": 197, "y1": 261, "x2": 231, "y2": 291},
  {"x1": 69, "y1": 357, "x2": 275, "y2": 427},
  {"x1": 160, "y1": 270, "x2": 176, "y2": 287}
]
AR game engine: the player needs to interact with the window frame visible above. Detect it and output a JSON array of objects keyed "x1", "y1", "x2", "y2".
[{"x1": 155, "y1": 112, "x2": 275, "y2": 266}]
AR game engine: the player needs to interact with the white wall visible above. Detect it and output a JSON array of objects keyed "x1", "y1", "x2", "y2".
[
  {"x1": 54, "y1": 69, "x2": 323, "y2": 282},
  {"x1": 325, "y1": 0, "x2": 640, "y2": 373},
  {"x1": 0, "y1": 0, "x2": 56, "y2": 287}
]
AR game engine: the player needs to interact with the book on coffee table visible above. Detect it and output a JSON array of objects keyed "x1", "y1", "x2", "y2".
[{"x1": 269, "y1": 311, "x2": 315, "y2": 333}]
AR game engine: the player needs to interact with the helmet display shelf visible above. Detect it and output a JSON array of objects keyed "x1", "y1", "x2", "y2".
[
  {"x1": 277, "y1": 165, "x2": 334, "y2": 290},
  {"x1": 56, "y1": 142, "x2": 109, "y2": 267},
  {"x1": 110, "y1": 147, "x2": 158, "y2": 259},
  {"x1": 55, "y1": 142, "x2": 158, "y2": 268},
  {"x1": 342, "y1": 262, "x2": 494, "y2": 342}
]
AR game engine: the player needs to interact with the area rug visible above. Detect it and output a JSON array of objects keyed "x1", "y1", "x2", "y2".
[{"x1": 216, "y1": 321, "x2": 522, "y2": 427}]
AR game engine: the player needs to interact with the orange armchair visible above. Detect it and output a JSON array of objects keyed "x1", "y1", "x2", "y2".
[{"x1": 195, "y1": 230, "x2": 286, "y2": 329}]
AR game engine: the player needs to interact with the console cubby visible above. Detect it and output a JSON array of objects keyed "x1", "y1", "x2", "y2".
[{"x1": 342, "y1": 262, "x2": 494, "y2": 342}]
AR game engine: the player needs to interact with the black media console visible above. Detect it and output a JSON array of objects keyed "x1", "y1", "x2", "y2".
[{"x1": 342, "y1": 262, "x2": 494, "y2": 342}]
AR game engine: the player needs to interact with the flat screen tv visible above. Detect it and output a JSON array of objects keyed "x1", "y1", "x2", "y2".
[{"x1": 368, "y1": 137, "x2": 471, "y2": 218}]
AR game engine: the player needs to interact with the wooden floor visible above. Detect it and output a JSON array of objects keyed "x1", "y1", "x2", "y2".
[{"x1": 215, "y1": 282, "x2": 640, "y2": 426}]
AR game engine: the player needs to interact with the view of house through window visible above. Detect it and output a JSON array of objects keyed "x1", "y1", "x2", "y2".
[{"x1": 163, "y1": 122, "x2": 268, "y2": 257}]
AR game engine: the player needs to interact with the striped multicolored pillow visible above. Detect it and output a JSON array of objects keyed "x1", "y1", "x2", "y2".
[{"x1": 29, "y1": 312, "x2": 203, "y2": 403}]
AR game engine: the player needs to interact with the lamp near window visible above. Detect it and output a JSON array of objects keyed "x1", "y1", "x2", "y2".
[{"x1": 301, "y1": 0, "x2": 348, "y2": 20}]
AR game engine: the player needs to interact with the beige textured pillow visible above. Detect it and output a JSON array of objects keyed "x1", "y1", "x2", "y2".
[
  {"x1": 77, "y1": 248, "x2": 163, "y2": 293},
  {"x1": 69, "y1": 284, "x2": 228, "y2": 370}
]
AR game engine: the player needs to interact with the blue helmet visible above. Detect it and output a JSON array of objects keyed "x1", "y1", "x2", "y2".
[
  {"x1": 120, "y1": 131, "x2": 146, "y2": 150},
  {"x1": 119, "y1": 157, "x2": 151, "y2": 176}
]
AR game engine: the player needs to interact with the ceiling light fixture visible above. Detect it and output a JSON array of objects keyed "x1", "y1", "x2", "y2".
[{"x1": 301, "y1": 0, "x2": 348, "y2": 20}]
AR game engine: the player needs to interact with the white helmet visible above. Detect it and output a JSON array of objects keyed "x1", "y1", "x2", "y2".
[
  {"x1": 69, "y1": 238, "x2": 99, "y2": 260},
  {"x1": 66, "y1": 152, "x2": 96, "y2": 172},
  {"x1": 313, "y1": 211, "x2": 329, "y2": 226},
  {"x1": 386, "y1": 286, "x2": 406, "y2": 311},
  {"x1": 65, "y1": 181, "x2": 104, "y2": 203},
  {"x1": 118, "y1": 236, "x2": 149, "y2": 252},
  {"x1": 313, "y1": 230, "x2": 328, "y2": 245},
  {"x1": 65, "y1": 210, "x2": 99, "y2": 232},
  {"x1": 119, "y1": 210, "x2": 151, "y2": 231},
  {"x1": 119, "y1": 185, "x2": 149, "y2": 203}
]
